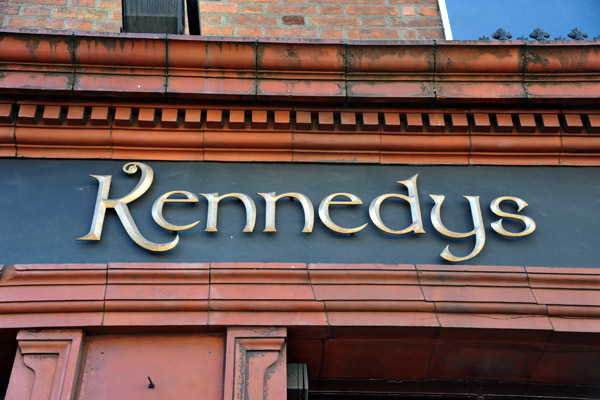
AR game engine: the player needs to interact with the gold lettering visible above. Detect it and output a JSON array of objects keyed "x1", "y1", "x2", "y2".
[
  {"x1": 318, "y1": 193, "x2": 368, "y2": 234},
  {"x1": 77, "y1": 162, "x2": 179, "y2": 252},
  {"x1": 490, "y1": 196, "x2": 536, "y2": 237},
  {"x1": 152, "y1": 191, "x2": 200, "y2": 231},
  {"x1": 369, "y1": 174, "x2": 425, "y2": 235},
  {"x1": 430, "y1": 195, "x2": 485, "y2": 262},
  {"x1": 257, "y1": 192, "x2": 314, "y2": 233},
  {"x1": 199, "y1": 193, "x2": 256, "y2": 232}
]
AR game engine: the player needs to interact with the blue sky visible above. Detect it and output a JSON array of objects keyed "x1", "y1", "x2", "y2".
[{"x1": 446, "y1": 0, "x2": 600, "y2": 40}]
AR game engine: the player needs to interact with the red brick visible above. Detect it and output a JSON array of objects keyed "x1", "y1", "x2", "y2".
[
  {"x1": 0, "y1": 4, "x2": 20, "y2": 15},
  {"x1": 200, "y1": 2, "x2": 238, "y2": 13},
  {"x1": 402, "y1": 6, "x2": 415, "y2": 16},
  {"x1": 21, "y1": 6, "x2": 52, "y2": 17},
  {"x1": 72, "y1": 0, "x2": 95, "y2": 6},
  {"x1": 228, "y1": 15, "x2": 277, "y2": 25},
  {"x1": 320, "y1": 28, "x2": 344, "y2": 39},
  {"x1": 110, "y1": 10, "x2": 122, "y2": 21},
  {"x1": 95, "y1": 21, "x2": 121, "y2": 32},
  {"x1": 97, "y1": 0, "x2": 120, "y2": 8},
  {"x1": 266, "y1": 4, "x2": 317, "y2": 13},
  {"x1": 202, "y1": 25, "x2": 235, "y2": 36},
  {"x1": 202, "y1": 15, "x2": 222, "y2": 24},
  {"x1": 362, "y1": 16, "x2": 386, "y2": 26},
  {"x1": 10, "y1": 0, "x2": 66, "y2": 4},
  {"x1": 282, "y1": 15, "x2": 305, "y2": 25},
  {"x1": 348, "y1": 28, "x2": 399, "y2": 39},
  {"x1": 264, "y1": 27, "x2": 317, "y2": 38},
  {"x1": 419, "y1": 6, "x2": 438, "y2": 16},
  {"x1": 403, "y1": 30, "x2": 418, "y2": 40},
  {"x1": 64, "y1": 20, "x2": 93, "y2": 31},
  {"x1": 241, "y1": 4, "x2": 263, "y2": 13},
  {"x1": 389, "y1": 17, "x2": 440, "y2": 27},
  {"x1": 311, "y1": 16, "x2": 359, "y2": 26},
  {"x1": 417, "y1": 29, "x2": 444, "y2": 39},
  {"x1": 6, "y1": 16, "x2": 63, "y2": 29},
  {"x1": 53, "y1": 7, "x2": 108, "y2": 19},
  {"x1": 320, "y1": 5, "x2": 344, "y2": 14},
  {"x1": 347, "y1": 5, "x2": 398, "y2": 15},
  {"x1": 236, "y1": 26, "x2": 262, "y2": 36},
  {"x1": 312, "y1": 0, "x2": 358, "y2": 3}
]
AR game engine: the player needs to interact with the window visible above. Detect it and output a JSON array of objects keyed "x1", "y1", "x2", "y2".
[{"x1": 440, "y1": 0, "x2": 600, "y2": 40}]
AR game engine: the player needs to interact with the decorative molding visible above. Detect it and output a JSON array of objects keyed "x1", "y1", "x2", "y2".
[
  {"x1": 1, "y1": 263, "x2": 600, "y2": 327},
  {"x1": 1, "y1": 30, "x2": 600, "y2": 106},
  {"x1": 1, "y1": 264, "x2": 600, "y2": 385},
  {"x1": 223, "y1": 328, "x2": 287, "y2": 400},
  {"x1": 5, "y1": 330, "x2": 84, "y2": 400},
  {"x1": 2, "y1": 102, "x2": 600, "y2": 165}
]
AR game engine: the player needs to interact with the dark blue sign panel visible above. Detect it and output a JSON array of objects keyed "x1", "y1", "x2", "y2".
[{"x1": 0, "y1": 159, "x2": 598, "y2": 267}]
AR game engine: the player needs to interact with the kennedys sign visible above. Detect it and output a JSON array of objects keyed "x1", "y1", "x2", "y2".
[{"x1": 78, "y1": 162, "x2": 535, "y2": 263}]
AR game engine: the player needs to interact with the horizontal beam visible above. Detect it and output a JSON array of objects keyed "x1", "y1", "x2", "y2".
[
  {"x1": 1, "y1": 29, "x2": 599, "y2": 106},
  {"x1": 2, "y1": 262, "x2": 600, "y2": 384},
  {"x1": 1, "y1": 101, "x2": 600, "y2": 165}
]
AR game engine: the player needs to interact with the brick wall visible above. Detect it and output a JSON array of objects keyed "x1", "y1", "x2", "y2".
[
  {"x1": 0, "y1": 0, "x2": 122, "y2": 33},
  {"x1": 0, "y1": 0, "x2": 443, "y2": 39}
]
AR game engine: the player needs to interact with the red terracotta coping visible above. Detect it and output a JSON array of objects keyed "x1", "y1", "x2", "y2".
[
  {"x1": 0, "y1": 29, "x2": 599, "y2": 106},
  {"x1": 3, "y1": 101, "x2": 600, "y2": 165}
]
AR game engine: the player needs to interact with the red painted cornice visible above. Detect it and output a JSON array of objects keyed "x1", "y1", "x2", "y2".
[
  {"x1": 1, "y1": 29, "x2": 599, "y2": 106},
  {"x1": 2, "y1": 263, "x2": 600, "y2": 384},
  {"x1": 1, "y1": 30, "x2": 600, "y2": 165}
]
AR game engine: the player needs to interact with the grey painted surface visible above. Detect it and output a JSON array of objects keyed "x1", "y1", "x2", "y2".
[{"x1": 0, "y1": 159, "x2": 598, "y2": 267}]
